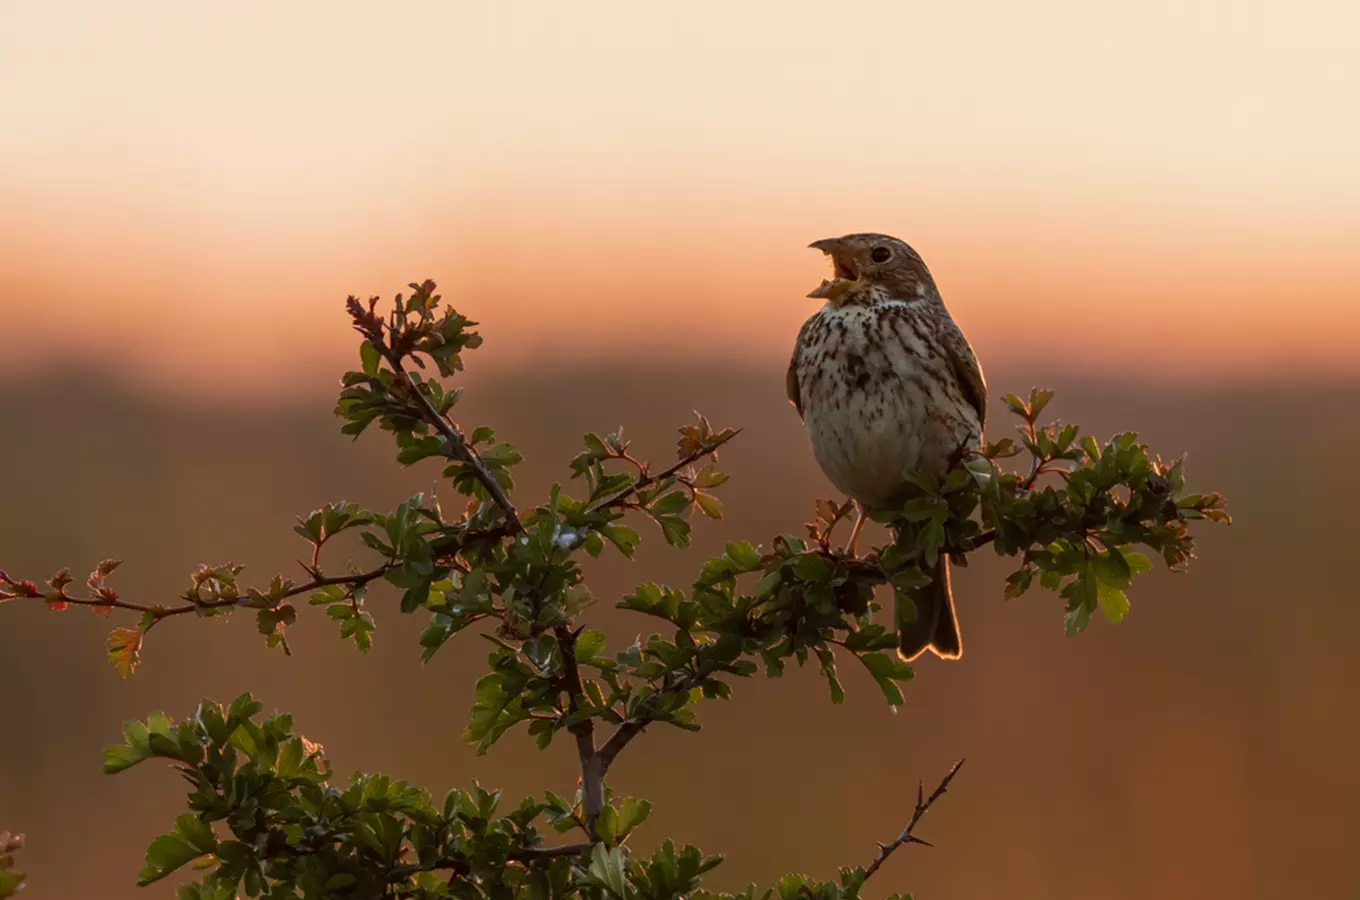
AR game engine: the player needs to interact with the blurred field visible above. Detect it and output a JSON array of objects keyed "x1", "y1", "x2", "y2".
[{"x1": 1, "y1": 364, "x2": 1356, "y2": 899}]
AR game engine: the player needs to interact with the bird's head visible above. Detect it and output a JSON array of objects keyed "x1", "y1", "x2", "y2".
[{"x1": 807, "y1": 233, "x2": 936, "y2": 307}]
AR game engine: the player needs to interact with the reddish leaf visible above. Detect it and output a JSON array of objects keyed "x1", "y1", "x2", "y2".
[{"x1": 106, "y1": 627, "x2": 143, "y2": 678}]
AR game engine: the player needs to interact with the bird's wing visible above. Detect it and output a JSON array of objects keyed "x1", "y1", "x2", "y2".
[
  {"x1": 940, "y1": 317, "x2": 987, "y2": 428},
  {"x1": 786, "y1": 316, "x2": 814, "y2": 419}
]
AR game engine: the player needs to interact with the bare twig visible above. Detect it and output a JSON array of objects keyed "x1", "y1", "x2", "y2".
[{"x1": 861, "y1": 759, "x2": 965, "y2": 883}]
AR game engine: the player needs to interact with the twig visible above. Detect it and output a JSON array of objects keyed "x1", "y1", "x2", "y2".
[
  {"x1": 592, "y1": 430, "x2": 741, "y2": 513},
  {"x1": 391, "y1": 841, "x2": 593, "y2": 882},
  {"x1": 386, "y1": 354, "x2": 524, "y2": 535},
  {"x1": 1, "y1": 565, "x2": 392, "y2": 625},
  {"x1": 552, "y1": 624, "x2": 605, "y2": 835},
  {"x1": 596, "y1": 720, "x2": 645, "y2": 773},
  {"x1": 597, "y1": 668, "x2": 705, "y2": 772},
  {"x1": 511, "y1": 841, "x2": 593, "y2": 861},
  {"x1": 861, "y1": 759, "x2": 965, "y2": 883},
  {"x1": 969, "y1": 530, "x2": 996, "y2": 550}
]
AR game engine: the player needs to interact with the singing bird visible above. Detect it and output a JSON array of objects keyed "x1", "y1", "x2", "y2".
[{"x1": 787, "y1": 233, "x2": 986, "y2": 661}]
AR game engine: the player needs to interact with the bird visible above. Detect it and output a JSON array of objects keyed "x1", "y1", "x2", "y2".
[{"x1": 787, "y1": 233, "x2": 986, "y2": 661}]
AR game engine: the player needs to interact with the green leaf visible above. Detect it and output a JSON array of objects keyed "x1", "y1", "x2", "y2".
[
  {"x1": 138, "y1": 832, "x2": 208, "y2": 886},
  {"x1": 103, "y1": 742, "x2": 147, "y2": 774},
  {"x1": 1029, "y1": 387, "x2": 1055, "y2": 419},
  {"x1": 360, "y1": 340, "x2": 382, "y2": 377},
  {"x1": 602, "y1": 525, "x2": 641, "y2": 558},
  {"x1": 651, "y1": 491, "x2": 690, "y2": 516},
  {"x1": 576, "y1": 628, "x2": 607, "y2": 663},
  {"x1": 724, "y1": 540, "x2": 762, "y2": 571},
  {"x1": 1124, "y1": 551, "x2": 1153, "y2": 576},
  {"x1": 790, "y1": 554, "x2": 831, "y2": 583},
  {"x1": 615, "y1": 797, "x2": 653, "y2": 836},
  {"x1": 816, "y1": 648, "x2": 845, "y2": 705},
  {"x1": 657, "y1": 515, "x2": 692, "y2": 548},
  {"x1": 694, "y1": 492, "x2": 723, "y2": 519},
  {"x1": 174, "y1": 814, "x2": 217, "y2": 854},
  {"x1": 859, "y1": 652, "x2": 914, "y2": 707},
  {"x1": 1064, "y1": 600, "x2": 1092, "y2": 636},
  {"x1": 588, "y1": 844, "x2": 632, "y2": 900},
  {"x1": 1097, "y1": 581, "x2": 1130, "y2": 624}
]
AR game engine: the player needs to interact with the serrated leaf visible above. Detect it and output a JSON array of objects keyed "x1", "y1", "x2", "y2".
[
  {"x1": 588, "y1": 844, "x2": 633, "y2": 900},
  {"x1": 724, "y1": 540, "x2": 762, "y2": 571},
  {"x1": 106, "y1": 627, "x2": 143, "y2": 678},
  {"x1": 657, "y1": 515, "x2": 691, "y2": 547},
  {"x1": 693, "y1": 492, "x2": 723, "y2": 519},
  {"x1": 602, "y1": 525, "x2": 641, "y2": 558},
  {"x1": 1097, "y1": 581, "x2": 1130, "y2": 624},
  {"x1": 137, "y1": 833, "x2": 207, "y2": 886},
  {"x1": 576, "y1": 629, "x2": 607, "y2": 662},
  {"x1": 651, "y1": 491, "x2": 690, "y2": 516}
]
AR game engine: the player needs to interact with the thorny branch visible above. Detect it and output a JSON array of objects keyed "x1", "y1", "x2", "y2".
[{"x1": 861, "y1": 759, "x2": 966, "y2": 883}]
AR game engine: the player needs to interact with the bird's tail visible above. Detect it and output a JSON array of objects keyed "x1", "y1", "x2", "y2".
[{"x1": 897, "y1": 554, "x2": 963, "y2": 661}]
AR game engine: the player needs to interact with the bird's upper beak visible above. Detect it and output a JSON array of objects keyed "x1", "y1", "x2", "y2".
[{"x1": 808, "y1": 238, "x2": 860, "y2": 300}]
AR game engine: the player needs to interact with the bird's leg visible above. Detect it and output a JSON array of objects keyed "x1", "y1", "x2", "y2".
[{"x1": 845, "y1": 503, "x2": 868, "y2": 558}]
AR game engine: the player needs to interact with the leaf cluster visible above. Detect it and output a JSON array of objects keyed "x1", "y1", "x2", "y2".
[{"x1": 107, "y1": 696, "x2": 727, "y2": 900}]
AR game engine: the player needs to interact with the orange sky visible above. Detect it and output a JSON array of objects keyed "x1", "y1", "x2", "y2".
[{"x1": 2, "y1": 1, "x2": 1358, "y2": 397}]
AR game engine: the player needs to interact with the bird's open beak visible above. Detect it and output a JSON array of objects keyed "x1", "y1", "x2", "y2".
[{"x1": 808, "y1": 238, "x2": 860, "y2": 300}]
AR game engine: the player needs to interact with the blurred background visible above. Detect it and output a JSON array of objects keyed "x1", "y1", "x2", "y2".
[{"x1": 1, "y1": 2, "x2": 1357, "y2": 898}]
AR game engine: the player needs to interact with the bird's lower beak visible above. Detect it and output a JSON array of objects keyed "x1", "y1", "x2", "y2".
[{"x1": 808, "y1": 238, "x2": 859, "y2": 300}]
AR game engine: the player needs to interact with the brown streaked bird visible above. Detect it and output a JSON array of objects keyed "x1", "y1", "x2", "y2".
[{"x1": 787, "y1": 233, "x2": 986, "y2": 661}]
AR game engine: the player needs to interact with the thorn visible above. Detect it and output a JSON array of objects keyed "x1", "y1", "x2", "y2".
[
  {"x1": 906, "y1": 835, "x2": 934, "y2": 849},
  {"x1": 917, "y1": 780, "x2": 925, "y2": 808}
]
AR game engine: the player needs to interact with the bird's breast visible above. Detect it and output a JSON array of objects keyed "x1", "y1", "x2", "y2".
[{"x1": 794, "y1": 302, "x2": 979, "y2": 507}]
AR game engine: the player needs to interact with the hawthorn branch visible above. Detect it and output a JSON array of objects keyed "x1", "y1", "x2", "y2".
[
  {"x1": 390, "y1": 841, "x2": 594, "y2": 882},
  {"x1": 553, "y1": 624, "x2": 605, "y2": 836},
  {"x1": 597, "y1": 668, "x2": 707, "y2": 773},
  {"x1": 597, "y1": 720, "x2": 645, "y2": 773},
  {"x1": 0, "y1": 564, "x2": 393, "y2": 627},
  {"x1": 594, "y1": 429, "x2": 741, "y2": 512},
  {"x1": 861, "y1": 759, "x2": 965, "y2": 883},
  {"x1": 386, "y1": 354, "x2": 524, "y2": 535},
  {"x1": 543, "y1": 430, "x2": 742, "y2": 831}
]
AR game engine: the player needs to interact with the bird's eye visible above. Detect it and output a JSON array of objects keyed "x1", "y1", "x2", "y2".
[{"x1": 870, "y1": 246, "x2": 891, "y2": 264}]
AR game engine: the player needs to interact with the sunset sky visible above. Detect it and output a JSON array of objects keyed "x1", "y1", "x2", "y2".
[{"x1": 2, "y1": 1, "x2": 1357, "y2": 396}]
